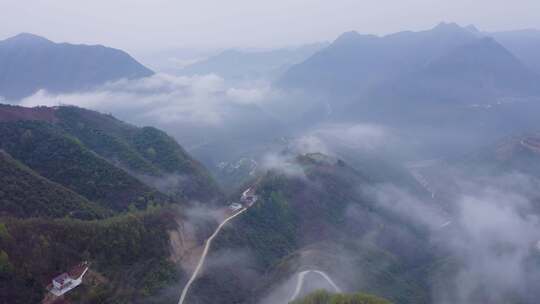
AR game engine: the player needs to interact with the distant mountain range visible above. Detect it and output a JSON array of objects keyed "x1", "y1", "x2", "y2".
[
  {"x1": 178, "y1": 43, "x2": 328, "y2": 81},
  {"x1": 277, "y1": 23, "x2": 540, "y2": 104},
  {"x1": 0, "y1": 33, "x2": 153, "y2": 100},
  {"x1": 2, "y1": 24, "x2": 540, "y2": 304}
]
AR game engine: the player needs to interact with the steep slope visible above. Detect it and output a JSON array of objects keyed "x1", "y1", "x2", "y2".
[
  {"x1": 0, "y1": 104, "x2": 222, "y2": 207},
  {"x1": 292, "y1": 290, "x2": 392, "y2": 304},
  {"x1": 0, "y1": 33, "x2": 153, "y2": 100},
  {"x1": 0, "y1": 208, "x2": 182, "y2": 304},
  {"x1": 458, "y1": 133, "x2": 540, "y2": 178},
  {"x1": 0, "y1": 104, "x2": 225, "y2": 303},
  {"x1": 277, "y1": 22, "x2": 540, "y2": 115},
  {"x1": 0, "y1": 119, "x2": 168, "y2": 212},
  {"x1": 490, "y1": 29, "x2": 540, "y2": 74},
  {"x1": 185, "y1": 153, "x2": 434, "y2": 304},
  {"x1": 0, "y1": 150, "x2": 109, "y2": 219},
  {"x1": 54, "y1": 106, "x2": 222, "y2": 203},
  {"x1": 277, "y1": 23, "x2": 478, "y2": 94},
  {"x1": 386, "y1": 37, "x2": 540, "y2": 103}
]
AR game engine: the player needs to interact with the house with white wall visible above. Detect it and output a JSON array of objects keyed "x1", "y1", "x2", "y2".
[{"x1": 49, "y1": 262, "x2": 89, "y2": 296}]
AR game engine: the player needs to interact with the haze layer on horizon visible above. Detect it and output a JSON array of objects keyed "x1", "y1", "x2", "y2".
[{"x1": 1, "y1": 0, "x2": 539, "y2": 53}]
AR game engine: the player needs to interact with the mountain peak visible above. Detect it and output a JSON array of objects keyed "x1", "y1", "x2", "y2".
[
  {"x1": 334, "y1": 30, "x2": 361, "y2": 41},
  {"x1": 465, "y1": 24, "x2": 480, "y2": 33},
  {"x1": 433, "y1": 22, "x2": 463, "y2": 32},
  {"x1": 0, "y1": 33, "x2": 153, "y2": 100},
  {"x1": 3, "y1": 33, "x2": 52, "y2": 45},
  {"x1": 333, "y1": 30, "x2": 376, "y2": 46}
]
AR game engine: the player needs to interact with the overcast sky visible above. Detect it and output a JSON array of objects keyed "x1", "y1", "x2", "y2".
[{"x1": 1, "y1": 0, "x2": 539, "y2": 53}]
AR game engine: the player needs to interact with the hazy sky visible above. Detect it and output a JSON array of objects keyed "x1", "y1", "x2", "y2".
[{"x1": 1, "y1": 0, "x2": 539, "y2": 53}]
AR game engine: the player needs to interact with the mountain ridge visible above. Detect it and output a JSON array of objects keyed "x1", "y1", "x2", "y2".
[
  {"x1": 0, "y1": 33, "x2": 153, "y2": 100},
  {"x1": 277, "y1": 23, "x2": 540, "y2": 102},
  {"x1": 0, "y1": 103, "x2": 222, "y2": 216},
  {"x1": 0, "y1": 103, "x2": 224, "y2": 303}
]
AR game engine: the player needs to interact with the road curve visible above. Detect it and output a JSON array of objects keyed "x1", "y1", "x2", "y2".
[
  {"x1": 178, "y1": 207, "x2": 248, "y2": 304},
  {"x1": 288, "y1": 270, "x2": 342, "y2": 303}
]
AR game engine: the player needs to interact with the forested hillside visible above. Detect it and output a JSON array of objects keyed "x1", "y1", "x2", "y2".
[
  {"x1": 0, "y1": 208, "x2": 182, "y2": 303},
  {"x1": 0, "y1": 104, "x2": 222, "y2": 218},
  {"x1": 0, "y1": 150, "x2": 109, "y2": 219},
  {"x1": 291, "y1": 290, "x2": 392, "y2": 304},
  {"x1": 54, "y1": 106, "x2": 222, "y2": 203},
  {"x1": 0, "y1": 104, "x2": 223, "y2": 303},
  {"x1": 186, "y1": 153, "x2": 433, "y2": 304}
]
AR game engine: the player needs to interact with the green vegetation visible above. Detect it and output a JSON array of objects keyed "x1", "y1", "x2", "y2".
[
  {"x1": 55, "y1": 106, "x2": 163, "y2": 176},
  {"x1": 216, "y1": 174, "x2": 300, "y2": 269},
  {"x1": 140, "y1": 259, "x2": 180, "y2": 297},
  {"x1": 55, "y1": 106, "x2": 222, "y2": 202},
  {"x1": 0, "y1": 120, "x2": 168, "y2": 213},
  {"x1": 0, "y1": 105, "x2": 226, "y2": 219},
  {"x1": 291, "y1": 290, "x2": 392, "y2": 304},
  {"x1": 189, "y1": 154, "x2": 433, "y2": 303},
  {"x1": 0, "y1": 207, "x2": 182, "y2": 303},
  {"x1": 0, "y1": 104, "x2": 227, "y2": 303},
  {"x1": 0, "y1": 150, "x2": 109, "y2": 219}
]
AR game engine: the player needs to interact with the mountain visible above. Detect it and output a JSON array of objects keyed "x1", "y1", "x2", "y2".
[
  {"x1": 0, "y1": 208, "x2": 182, "y2": 304},
  {"x1": 459, "y1": 132, "x2": 540, "y2": 178},
  {"x1": 53, "y1": 106, "x2": 222, "y2": 203},
  {"x1": 277, "y1": 23, "x2": 540, "y2": 104},
  {"x1": 381, "y1": 37, "x2": 540, "y2": 103},
  {"x1": 0, "y1": 104, "x2": 223, "y2": 303},
  {"x1": 185, "y1": 153, "x2": 434, "y2": 304},
  {"x1": 178, "y1": 43, "x2": 328, "y2": 81},
  {"x1": 0, "y1": 33, "x2": 153, "y2": 100},
  {"x1": 292, "y1": 290, "x2": 392, "y2": 304},
  {"x1": 277, "y1": 23, "x2": 479, "y2": 94},
  {"x1": 0, "y1": 104, "x2": 222, "y2": 215},
  {"x1": 489, "y1": 29, "x2": 540, "y2": 74},
  {"x1": 0, "y1": 150, "x2": 110, "y2": 219}
]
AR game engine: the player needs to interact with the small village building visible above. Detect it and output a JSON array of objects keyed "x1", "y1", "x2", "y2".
[
  {"x1": 52, "y1": 273, "x2": 71, "y2": 290},
  {"x1": 229, "y1": 203, "x2": 242, "y2": 211},
  {"x1": 49, "y1": 262, "x2": 89, "y2": 297}
]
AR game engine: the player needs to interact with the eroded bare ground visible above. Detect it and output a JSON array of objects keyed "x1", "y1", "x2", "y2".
[{"x1": 170, "y1": 208, "x2": 229, "y2": 273}]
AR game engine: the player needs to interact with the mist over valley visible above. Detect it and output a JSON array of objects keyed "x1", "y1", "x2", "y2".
[{"x1": 1, "y1": 3, "x2": 540, "y2": 303}]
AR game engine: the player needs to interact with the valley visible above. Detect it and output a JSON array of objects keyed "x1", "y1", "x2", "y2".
[
  {"x1": 1, "y1": 10, "x2": 540, "y2": 304},
  {"x1": 178, "y1": 188, "x2": 256, "y2": 304}
]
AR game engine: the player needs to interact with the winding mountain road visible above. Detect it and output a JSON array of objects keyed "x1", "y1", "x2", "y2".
[
  {"x1": 288, "y1": 270, "x2": 342, "y2": 302},
  {"x1": 178, "y1": 207, "x2": 248, "y2": 304}
]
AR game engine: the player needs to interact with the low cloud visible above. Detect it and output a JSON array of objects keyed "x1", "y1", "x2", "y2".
[
  {"x1": 19, "y1": 73, "x2": 271, "y2": 126},
  {"x1": 367, "y1": 183, "x2": 448, "y2": 230},
  {"x1": 291, "y1": 123, "x2": 394, "y2": 157},
  {"x1": 316, "y1": 123, "x2": 391, "y2": 152},
  {"x1": 291, "y1": 135, "x2": 330, "y2": 155},
  {"x1": 439, "y1": 186, "x2": 540, "y2": 303},
  {"x1": 367, "y1": 169, "x2": 540, "y2": 304},
  {"x1": 260, "y1": 153, "x2": 306, "y2": 179}
]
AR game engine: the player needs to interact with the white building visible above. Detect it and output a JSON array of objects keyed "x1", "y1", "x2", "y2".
[
  {"x1": 50, "y1": 264, "x2": 89, "y2": 296},
  {"x1": 229, "y1": 203, "x2": 242, "y2": 211}
]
